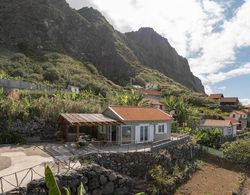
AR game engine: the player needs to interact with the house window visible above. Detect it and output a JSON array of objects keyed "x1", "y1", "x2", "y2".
[
  {"x1": 157, "y1": 124, "x2": 165, "y2": 134},
  {"x1": 122, "y1": 126, "x2": 132, "y2": 144}
]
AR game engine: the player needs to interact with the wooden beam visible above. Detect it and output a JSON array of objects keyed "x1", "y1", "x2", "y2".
[
  {"x1": 76, "y1": 125, "x2": 80, "y2": 145},
  {"x1": 64, "y1": 124, "x2": 69, "y2": 142}
]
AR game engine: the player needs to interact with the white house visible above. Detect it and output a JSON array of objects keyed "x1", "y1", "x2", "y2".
[
  {"x1": 59, "y1": 106, "x2": 173, "y2": 144},
  {"x1": 67, "y1": 85, "x2": 80, "y2": 94},
  {"x1": 230, "y1": 110, "x2": 248, "y2": 130},
  {"x1": 103, "y1": 106, "x2": 173, "y2": 144},
  {"x1": 200, "y1": 119, "x2": 237, "y2": 138}
]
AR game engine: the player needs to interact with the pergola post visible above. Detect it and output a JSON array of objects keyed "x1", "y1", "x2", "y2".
[
  {"x1": 64, "y1": 124, "x2": 69, "y2": 143},
  {"x1": 76, "y1": 125, "x2": 80, "y2": 145}
]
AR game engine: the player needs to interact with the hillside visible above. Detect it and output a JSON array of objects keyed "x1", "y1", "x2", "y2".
[{"x1": 0, "y1": 0, "x2": 204, "y2": 93}]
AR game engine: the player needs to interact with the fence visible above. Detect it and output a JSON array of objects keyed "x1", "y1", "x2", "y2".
[
  {"x1": 0, "y1": 136, "x2": 191, "y2": 194},
  {"x1": 195, "y1": 144, "x2": 224, "y2": 158},
  {"x1": 0, "y1": 159, "x2": 81, "y2": 194}
]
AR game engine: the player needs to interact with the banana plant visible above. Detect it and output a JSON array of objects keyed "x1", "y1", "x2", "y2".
[{"x1": 45, "y1": 166, "x2": 85, "y2": 195}]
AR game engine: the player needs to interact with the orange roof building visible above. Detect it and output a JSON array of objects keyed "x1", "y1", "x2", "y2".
[
  {"x1": 208, "y1": 93, "x2": 224, "y2": 100},
  {"x1": 104, "y1": 106, "x2": 172, "y2": 122}
]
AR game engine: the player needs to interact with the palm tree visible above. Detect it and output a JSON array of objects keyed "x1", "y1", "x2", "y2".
[{"x1": 162, "y1": 96, "x2": 188, "y2": 127}]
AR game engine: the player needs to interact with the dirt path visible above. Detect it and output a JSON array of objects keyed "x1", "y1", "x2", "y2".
[
  {"x1": 242, "y1": 176, "x2": 250, "y2": 195},
  {"x1": 175, "y1": 163, "x2": 242, "y2": 195}
]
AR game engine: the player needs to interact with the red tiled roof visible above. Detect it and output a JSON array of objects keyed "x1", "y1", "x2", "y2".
[
  {"x1": 144, "y1": 89, "x2": 162, "y2": 96},
  {"x1": 208, "y1": 93, "x2": 224, "y2": 99},
  {"x1": 231, "y1": 110, "x2": 247, "y2": 115},
  {"x1": 220, "y1": 97, "x2": 239, "y2": 103},
  {"x1": 202, "y1": 119, "x2": 232, "y2": 127},
  {"x1": 223, "y1": 117, "x2": 240, "y2": 125},
  {"x1": 109, "y1": 106, "x2": 172, "y2": 122}
]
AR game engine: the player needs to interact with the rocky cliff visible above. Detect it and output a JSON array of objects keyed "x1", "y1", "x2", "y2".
[
  {"x1": 125, "y1": 28, "x2": 204, "y2": 92},
  {"x1": 0, "y1": 0, "x2": 204, "y2": 93}
]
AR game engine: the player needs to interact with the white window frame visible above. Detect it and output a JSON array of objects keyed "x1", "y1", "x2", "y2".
[
  {"x1": 157, "y1": 123, "x2": 166, "y2": 134},
  {"x1": 121, "y1": 125, "x2": 132, "y2": 144}
]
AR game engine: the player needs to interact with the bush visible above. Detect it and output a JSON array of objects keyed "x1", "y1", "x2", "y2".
[
  {"x1": 194, "y1": 128, "x2": 222, "y2": 148},
  {"x1": 222, "y1": 139, "x2": 250, "y2": 165},
  {"x1": 0, "y1": 130, "x2": 26, "y2": 144},
  {"x1": 43, "y1": 68, "x2": 59, "y2": 82}
]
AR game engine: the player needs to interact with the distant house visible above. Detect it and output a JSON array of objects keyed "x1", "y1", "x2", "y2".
[
  {"x1": 67, "y1": 85, "x2": 80, "y2": 94},
  {"x1": 208, "y1": 93, "x2": 224, "y2": 101},
  {"x1": 242, "y1": 108, "x2": 250, "y2": 124},
  {"x1": 220, "y1": 97, "x2": 239, "y2": 106},
  {"x1": 144, "y1": 89, "x2": 163, "y2": 100},
  {"x1": 59, "y1": 106, "x2": 173, "y2": 144},
  {"x1": 230, "y1": 110, "x2": 248, "y2": 130},
  {"x1": 145, "y1": 98, "x2": 166, "y2": 111},
  {"x1": 145, "y1": 83, "x2": 159, "y2": 90},
  {"x1": 143, "y1": 89, "x2": 165, "y2": 111},
  {"x1": 200, "y1": 119, "x2": 237, "y2": 138},
  {"x1": 223, "y1": 116, "x2": 241, "y2": 130}
]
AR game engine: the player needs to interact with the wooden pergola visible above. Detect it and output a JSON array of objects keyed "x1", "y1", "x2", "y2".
[{"x1": 58, "y1": 113, "x2": 121, "y2": 143}]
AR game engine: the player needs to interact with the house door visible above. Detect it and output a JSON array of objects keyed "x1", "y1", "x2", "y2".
[
  {"x1": 108, "y1": 125, "x2": 117, "y2": 143},
  {"x1": 140, "y1": 125, "x2": 149, "y2": 143}
]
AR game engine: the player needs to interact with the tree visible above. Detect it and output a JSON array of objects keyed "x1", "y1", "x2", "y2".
[{"x1": 162, "y1": 96, "x2": 188, "y2": 127}]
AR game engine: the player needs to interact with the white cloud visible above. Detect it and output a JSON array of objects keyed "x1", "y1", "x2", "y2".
[
  {"x1": 240, "y1": 98, "x2": 250, "y2": 106},
  {"x1": 218, "y1": 86, "x2": 226, "y2": 91},
  {"x1": 66, "y1": 0, "x2": 250, "y2": 94},
  {"x1": 206, "y1": 63, "x2": 250, "y2": 84}
]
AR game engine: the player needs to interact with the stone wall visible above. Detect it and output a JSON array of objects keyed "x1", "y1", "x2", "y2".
[
  {"x1": 0, "y1": 117, "x2": 57, "y2": 141},
  {"x1": 0, "y1": 79, "x2": 54, "y2": 91},
  {"x1": 16, "y1": 164, "x2": 134, "y2": 195},
  {"x1": 10, "y1": 142, "x2": 198, "y2": 195},
  {"x1": 82, "y1": 142, "x2": 196, "y2": 179}
]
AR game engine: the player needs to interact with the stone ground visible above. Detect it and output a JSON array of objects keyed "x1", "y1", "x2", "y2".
[{"x1": 175, "y1": 162, "x2": 248, "y2": 195}]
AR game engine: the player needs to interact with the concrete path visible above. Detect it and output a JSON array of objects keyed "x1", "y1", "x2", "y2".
[{"x1": 0, "y1": 146, "x2": 53, "y2": 192}]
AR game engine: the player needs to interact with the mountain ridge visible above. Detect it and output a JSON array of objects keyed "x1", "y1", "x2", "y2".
[{"x1": 0, "y1": 0, "x2": 205, "y2": 93}]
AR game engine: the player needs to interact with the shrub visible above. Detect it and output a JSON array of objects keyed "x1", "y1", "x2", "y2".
[
  {"x1": 149, "y1": 165, "x2": 168, "y2": 188},
  {"x1": 222, "y1": 139, "x2": 250, "y2": 165},
  {"x1": 43, "y1": 68, "x2": 60, "y2": 82},
  {"x1": 0, "y1": 130, "x2": 26, "y2": 144}
]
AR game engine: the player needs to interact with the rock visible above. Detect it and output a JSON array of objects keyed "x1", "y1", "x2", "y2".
[
  {"x1": 108, "y1": 173, "x2": 116, "y2": 181},
  {"x1": 92, "y1": 189, "x2": 102, "y2": 195},
  {"x1": 102, "y1": 182, "x2": 114, "y2": 195},
  {"x1": 88, "y1": 177, "x2": 100, "y2": 190},
  {"x1": 99, "y1": 175, "x2": 107, "y2": 185}
]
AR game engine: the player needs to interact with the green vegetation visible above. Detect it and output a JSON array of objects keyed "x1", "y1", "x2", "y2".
[
  {"x1": 149, "y1": 165, "x2": 169, "y2": 189},
  {"x1": 194, "y1": 128, "x2": 222, "y2": 148},
  {"x1": 0, "y1": 49, "x2": 120, "y2": 96},
  {"x1": 222, "y1": 139, "x2": 250, "y2": 166},
  {"x1": 0, "y1": 130, "x2": 26, "y2": 144},
  {"x1": 115, "y1": 89, "x2": 148, "y2": 106},
  {"x1": 45, "y1": 166, "x2": 85, "y2": 195}
]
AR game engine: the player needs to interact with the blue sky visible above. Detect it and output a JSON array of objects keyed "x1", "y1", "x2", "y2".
[{"x1": 67, "y1": 0, "x2": 250, "y2": 104}]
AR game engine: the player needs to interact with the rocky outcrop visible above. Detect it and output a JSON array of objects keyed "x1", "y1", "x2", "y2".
[
  {"x1": 125, "y1": 28, "x2": 204, "y2": 92},
  {"x1": 0, "y1": 0, "x2": 204, "y2": 93}
]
